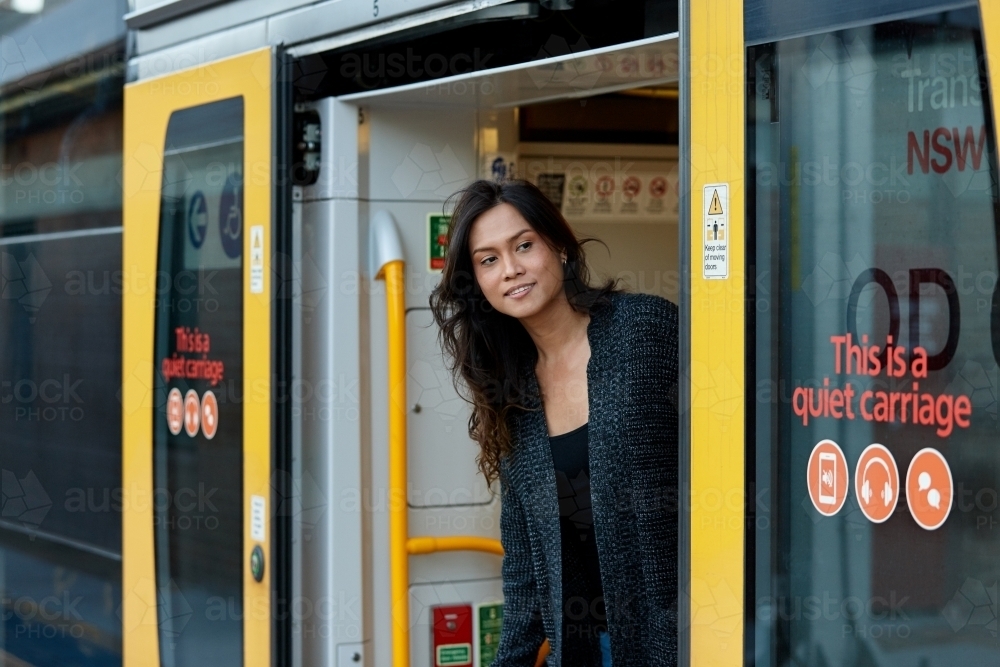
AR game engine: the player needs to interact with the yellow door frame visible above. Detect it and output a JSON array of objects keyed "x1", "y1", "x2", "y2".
[
  {"x1": 121, "y1": 47, "x2": 273, "y2": 667},
  {"x1": 982, "y1": 0, "x2": 1000, "y2": 142},
  {"x1": 685, "y1": 0, "x2": 746, "y2": 664}
]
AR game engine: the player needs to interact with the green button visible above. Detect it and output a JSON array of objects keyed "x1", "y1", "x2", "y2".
[{"x1": 250, "y1": 545, "x2": 265, "y2": 582}]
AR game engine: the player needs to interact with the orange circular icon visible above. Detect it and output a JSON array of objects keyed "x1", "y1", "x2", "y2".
[
  {"x1": 183, "y1": 389, "x2": 200, "y2": 437},
  {"x1": 650, "y1": 177, "x2": 667, "y2": 198},
  {"x1": 201, "y1": 390, "x2": 219, "y2": 440},
  {"x1": 623, "y1": 176, "x2": 642, "y2": 198},
  {"x1": 906, "y1": 448, "x2": 953, "y2": 531},
  {"x1": 167, "y1": 388, "x2": 183, "y2": 435},
  {"x1": 855, "y1": 443, "x2": 899, "y2": 523},
  {"x1": 596, "y1": 175, "x2": 615, "y2": 197},
  {"x1": 807, "y1": 439, "x2": 849, "y2": 516}
]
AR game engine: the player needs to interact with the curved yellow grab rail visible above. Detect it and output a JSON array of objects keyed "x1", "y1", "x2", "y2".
[
  {"x1": 373, "y1": 211, "x2": 547, "y2": 667},
  {"x1": 376, "y1": 254, "x2": 506, "y2": 667},
  {"x1": 408, "y1": 535, "x2": 504, "y2": 556},
  {"x1": 381, "y1": 258, "x2": 411, "y2": 667}
]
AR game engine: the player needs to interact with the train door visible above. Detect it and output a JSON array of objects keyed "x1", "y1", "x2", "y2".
[
  {"x1": 290, "y1": 33, "x2": 679, "y2": 667},
  {"x1": 685, "y1": 0, "x2": 1000, "y2": 664},
  {"x1": 121, "y1": 48, "x2": 278, "y2": 667}
]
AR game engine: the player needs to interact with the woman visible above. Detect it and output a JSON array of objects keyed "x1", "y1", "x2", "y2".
[{"x1": 429, "y1": 179, "x2": 678, "y2": 666}]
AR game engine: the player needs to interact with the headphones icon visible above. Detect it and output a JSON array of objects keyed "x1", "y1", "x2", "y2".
[{"x1": 860, "y1": 457, "x2": 893, "y2": 507}]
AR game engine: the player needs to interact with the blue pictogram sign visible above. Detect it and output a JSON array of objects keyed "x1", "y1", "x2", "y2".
[
  {"x1": 187, "y1": 191, "x2": 208, "y2": 248},
  {"x1": 219, "y1": 171, "x2": 243, "y2": 259}
]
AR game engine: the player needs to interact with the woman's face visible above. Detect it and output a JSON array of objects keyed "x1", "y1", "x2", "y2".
[{"x1": 468, "y1": 202, "x2": 565, "y2": 320}]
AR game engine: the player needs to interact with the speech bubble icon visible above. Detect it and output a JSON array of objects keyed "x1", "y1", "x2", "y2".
[
  {"x1": 928, "y1": 488, "x2": 941, "y2": 510},
  {"x1": 918, "y1": 472, "x2": 931, "y2": 491}
]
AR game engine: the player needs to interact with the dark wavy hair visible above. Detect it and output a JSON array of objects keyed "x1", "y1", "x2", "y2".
[{"x1": 429, "y1": 178, "x2": 620, "y2": 486}]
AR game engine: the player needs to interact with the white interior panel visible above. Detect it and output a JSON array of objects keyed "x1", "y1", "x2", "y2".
[
  {"x1": 407, "y1": 308, "x2": 492, "y2": 507},
  {"x1": 366, "y1": 106, "x2": 479, "y2": 202}
]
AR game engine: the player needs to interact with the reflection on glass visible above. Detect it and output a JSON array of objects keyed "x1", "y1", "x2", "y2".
[
  {"x1": 0, "y1": 545, "x2": 122, "y2": 665},
  {"x1": 153, "y1": 97, "x2": 244, "y2": 667},
  {"x1": 0, "y1": 62, "x2": 124, "y2": 664},
  {"x1": 751, "y1": 8, "x2": 1000, "y2": 665},
  {"x1": 0, "y1": 71, "x2": 123, "y2": 237}
]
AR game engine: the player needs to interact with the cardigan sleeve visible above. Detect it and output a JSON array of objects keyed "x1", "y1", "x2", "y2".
[{"x1": 492, "y1": 469, "x2": 548, "y2": 667}]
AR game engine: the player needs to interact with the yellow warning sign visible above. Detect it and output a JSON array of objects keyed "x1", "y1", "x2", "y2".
[
  {"x1": 708, "y1": 188, "x2": 724, "y2": 215},
  {"x1": 250, "y1": 225, "x2": 264, "y2": 294},
  {"x1": 702, "y1": 183, "x2": 729, "y2": 280}
]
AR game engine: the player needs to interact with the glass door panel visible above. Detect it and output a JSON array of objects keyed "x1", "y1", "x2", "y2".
[
  {"x1": 153, "y1": 97, "x2": 245, "y2": 667},
  {"x1": 750, "y1": 6, "x2": 1000, "y2": 665}
]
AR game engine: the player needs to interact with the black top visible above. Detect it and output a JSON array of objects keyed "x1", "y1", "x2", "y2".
[{"x1": 549, "y1": 422, "x2": 606, "y2": 655}]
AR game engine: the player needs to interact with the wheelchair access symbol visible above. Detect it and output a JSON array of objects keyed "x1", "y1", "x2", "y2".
[
  {"x1": 187, "y1": 191, "x2": 208, "y2": 248},
  {"x1": 807, "y1": 439, "x2": 848, "y2": 516},
  {"x1": 855, "y1": 443, "x2": 899, "y2": 523},
  {"x1": 219, "y1": 171, "x2": 243, "y2": 259}
]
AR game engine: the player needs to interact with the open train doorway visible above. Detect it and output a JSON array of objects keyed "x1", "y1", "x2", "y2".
[{"x1": 288, "y1": 31, "x2": 680, "y2": 667}]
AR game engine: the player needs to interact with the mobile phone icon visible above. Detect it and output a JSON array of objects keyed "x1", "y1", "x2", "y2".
[{"x1": 819, "y1": 453, "x2": 837, "y2": 504}]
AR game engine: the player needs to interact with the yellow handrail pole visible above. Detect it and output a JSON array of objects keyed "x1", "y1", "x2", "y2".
[
  {"x1": 382, "y1": 259, "x2": 411, "y2": 667},
  {"x1": 407, "y1": 536, "x2": 504, "y2": 556},
  {"x1": 372, "y1": 210, "x2": 546, "y2": 666}
]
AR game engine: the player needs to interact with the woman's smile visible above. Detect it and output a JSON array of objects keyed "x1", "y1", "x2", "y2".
[{"x1": 505, "y1": 282, "x2": 535, "y2": 298}]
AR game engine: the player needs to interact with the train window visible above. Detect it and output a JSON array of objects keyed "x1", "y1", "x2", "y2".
[
  {"x1": 0, "y1": 67, "x2": 124, "y2": 663},
  {"x1": 750, "y1": 7, "x2": 1000, "y2": 665},
  {"x1": 0, "y1": 71, "x2": 123, "y2": 237},
  {"x1": 153, "y1": 97, "x2": 244, "y2": 667}
]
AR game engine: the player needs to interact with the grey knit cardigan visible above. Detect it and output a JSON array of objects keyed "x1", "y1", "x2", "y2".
[{"x1": 493, "y1": 290, "x2": 679, "y2": 667}]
